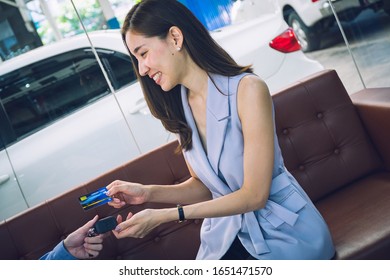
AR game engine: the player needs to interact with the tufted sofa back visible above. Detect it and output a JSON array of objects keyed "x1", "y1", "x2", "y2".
[{"x1": 272, "y1": 69, "x2": 382, "y2": 201}]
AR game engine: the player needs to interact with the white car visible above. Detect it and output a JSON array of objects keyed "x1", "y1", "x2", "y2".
[
  {"x1": 0, "y1": 6, "x2": 323, "y2": 221},
  {"x1": 278, "y1": 0, "x2": 386, "y2": 52}
]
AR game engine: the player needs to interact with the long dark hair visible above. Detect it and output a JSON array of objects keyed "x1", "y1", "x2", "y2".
[{"x1": 121, "y1": 0, "x2": 252, "y2": 151}]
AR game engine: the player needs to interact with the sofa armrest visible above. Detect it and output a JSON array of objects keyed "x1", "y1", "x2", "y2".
[{"x1": 351, "y1": 88, "x2": 390, "y2": 171}]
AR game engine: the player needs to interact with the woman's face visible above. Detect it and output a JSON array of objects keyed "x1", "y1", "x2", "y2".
[{"x1": 125, "y1": 29, "x2": 184, "y2": 92}]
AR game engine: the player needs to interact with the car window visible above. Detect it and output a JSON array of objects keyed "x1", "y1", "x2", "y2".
[
  {"x1": 0, "y1": 48, "x2": 137, "y2": 145},
  {"x1": 100, "y1": 50, "x2": 137, "y2": 90}
]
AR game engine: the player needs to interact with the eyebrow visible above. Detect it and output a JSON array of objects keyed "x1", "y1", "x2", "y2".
[{"x1": 133, "y1": 44, "x2": 146, "y2": 55}]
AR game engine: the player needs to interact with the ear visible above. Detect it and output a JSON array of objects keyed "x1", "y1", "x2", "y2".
[{"x1": 168, "y1": 26, "x2": 184, "y2": 49}]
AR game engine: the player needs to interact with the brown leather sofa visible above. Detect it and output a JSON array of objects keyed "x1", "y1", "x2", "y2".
[{"x1": 1, "y1": 69, "x2": 389, "y2": 260}]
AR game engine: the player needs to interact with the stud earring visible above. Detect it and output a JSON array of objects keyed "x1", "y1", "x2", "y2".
[{"x1": 177, "y1": 47, "x2": 181, "y2": 51}]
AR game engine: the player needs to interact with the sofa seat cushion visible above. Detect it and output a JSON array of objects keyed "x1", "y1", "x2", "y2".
[{"x1": 315, "y1": 172, "x2": 390, "y2": 259}]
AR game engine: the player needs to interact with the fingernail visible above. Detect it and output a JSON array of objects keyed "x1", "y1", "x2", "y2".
[{"x1": 115, "y1": 226, "x2": 121, "y2": 232}]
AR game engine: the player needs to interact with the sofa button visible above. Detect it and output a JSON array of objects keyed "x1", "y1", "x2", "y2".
[
  {"x1": 154, "y1": 237, "x2": 161, "y2": 243},
  {"x1": 282, "y1": 129, "x2": 289, "y2": 135},
  {"x1": 334, "y1": 149, "x2": 340, "y2": 155},
  {"x1": 299, "y1": 165, "x2": 305, "y2": 171},
  {"x1": 317, "y1": 113, "x2": 323, "y2": 119}
]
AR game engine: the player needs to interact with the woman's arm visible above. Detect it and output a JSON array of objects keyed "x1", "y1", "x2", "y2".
[
  {"x1": 147, "y1": 162, "x2": 212, "y2": 205},
  {"x1": 107, "y1": 160, "x2": 212, "y2": 207}
]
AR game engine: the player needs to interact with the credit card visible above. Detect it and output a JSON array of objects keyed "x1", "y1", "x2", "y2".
[{"x1": 78, "y1": 187, "x2": 112, "y2": 211}]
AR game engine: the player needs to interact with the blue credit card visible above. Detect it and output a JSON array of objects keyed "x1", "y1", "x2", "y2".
[{"x1": 78, "y1": 187, "x2": 112, "y2": 211}]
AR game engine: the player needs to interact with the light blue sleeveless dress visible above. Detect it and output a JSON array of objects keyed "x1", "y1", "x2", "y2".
[{"x1": 180, "y1": 72, "x2": 335, "y2": 260}]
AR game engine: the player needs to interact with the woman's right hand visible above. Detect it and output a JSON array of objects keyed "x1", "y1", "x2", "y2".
[{"x1": 106, "y1": 180, "x2": 149, "y2": 208}]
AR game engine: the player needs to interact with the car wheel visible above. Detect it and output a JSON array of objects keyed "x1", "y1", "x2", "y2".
[{"x1": 288, "y1": 11, "x2": 321, "y2": 52}]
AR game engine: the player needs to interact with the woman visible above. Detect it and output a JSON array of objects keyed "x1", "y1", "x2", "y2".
[{"x1": 106, "y1": 0, "x2": 335, "y2": 260}]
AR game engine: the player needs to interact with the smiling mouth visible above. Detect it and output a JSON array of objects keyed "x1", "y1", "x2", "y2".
[{"x1": 152, "y1": 72, "x2": 162, "y2": 83}]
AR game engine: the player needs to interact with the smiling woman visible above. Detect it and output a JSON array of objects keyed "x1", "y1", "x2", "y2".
[{"x1": 104, "y1": 0, "x2": 335, "y2": 260}]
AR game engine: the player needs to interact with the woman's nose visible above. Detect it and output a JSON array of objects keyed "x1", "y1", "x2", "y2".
[{"x1": 138, "y1": 61, "x2": 149, "y2": 76}]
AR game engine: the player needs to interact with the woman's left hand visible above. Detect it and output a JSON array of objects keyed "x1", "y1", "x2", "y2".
[{"x1": 112, "y1": 209, "x2": 164, "y2": 239}]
